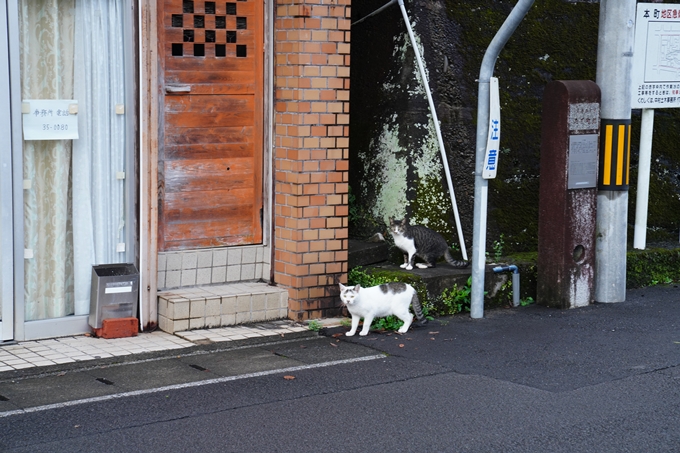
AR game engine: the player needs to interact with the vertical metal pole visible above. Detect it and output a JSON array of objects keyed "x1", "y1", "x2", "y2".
[
  {"x1": 470, "y1": 0, "x2": 534, "y2": 319},
  {"x1": 594, "y1": 0, "x2": 636, "y2": 303},
  {"x1": 397, "y1": 0, "x2": 467, "y2": 260},
  {"x1": 633, "y1": 108, "x2": 654, "y2": 250}
]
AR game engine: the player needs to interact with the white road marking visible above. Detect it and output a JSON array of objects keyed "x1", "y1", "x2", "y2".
[{"x1": 0, "y1": 354, "x2": 386, "y2": 418}]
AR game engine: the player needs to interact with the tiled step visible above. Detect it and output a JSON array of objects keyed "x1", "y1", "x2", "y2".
[{"x1": 158, "y1": 282, "x2": 289, "y2": 334}]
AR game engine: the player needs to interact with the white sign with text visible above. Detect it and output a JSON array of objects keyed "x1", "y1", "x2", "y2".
[
  {"x1": 482, "y1": 77, "x2": 501, "y2": 179},
  {"x1": 22, "y1": 99, "x2": 79, "y2": 140},
  {"x1": 632, "y1": 3, "x2": 680, "y2": 109}
]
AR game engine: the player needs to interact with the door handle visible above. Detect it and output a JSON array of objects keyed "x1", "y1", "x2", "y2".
[{"x1": 165, "y1": 84, "x2": 191, "y2": 94}]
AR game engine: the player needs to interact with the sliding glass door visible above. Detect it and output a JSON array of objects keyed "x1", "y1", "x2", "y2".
[{"x1": 14, "y1": 0, "x2": 136, "y2": 340}]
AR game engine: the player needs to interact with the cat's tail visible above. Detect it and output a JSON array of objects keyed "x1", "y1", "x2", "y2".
[
  {"x1": 411, "y1": 292, "x2": 428, "y2": 325},
  {"x1": 444, "y1": 249, "x2": 469, "y2": 268}
]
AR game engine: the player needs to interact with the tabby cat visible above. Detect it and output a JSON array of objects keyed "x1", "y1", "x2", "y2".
[
  {"x1": 389, "y1": 217, "x2": 469, "y2": 270},
  {"x1": 339, "y1": 282, "x2": 426, "y2": 336}
]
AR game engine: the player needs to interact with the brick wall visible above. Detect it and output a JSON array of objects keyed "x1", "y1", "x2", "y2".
[{"x1": 274, "y1": 0, "x2": 351, "y2": 321}]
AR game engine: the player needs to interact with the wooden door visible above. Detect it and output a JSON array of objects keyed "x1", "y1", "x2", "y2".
[{"x1": 158, "y1": 0, "x2": 263, "y2": 251}]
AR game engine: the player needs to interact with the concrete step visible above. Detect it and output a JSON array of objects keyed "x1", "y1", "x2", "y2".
[
  {"x1": 158, "y1": 282, "x2": 289, "y2": 333},
  {"x1": 349, "y1": 235, "x2": 535, "y2": 308}
]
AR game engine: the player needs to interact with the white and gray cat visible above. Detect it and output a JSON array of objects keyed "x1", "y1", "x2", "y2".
[
  {"x1": 339, "y1": 282, "x2": 427, "y2": 336},
  {"x1": 389, "y1": 217, "x2": 469, "y2": 270}
]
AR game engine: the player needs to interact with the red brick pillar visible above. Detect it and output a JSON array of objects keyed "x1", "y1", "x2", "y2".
[{"x1": 273, "y1": 0, "x2": 351, "y2": 321}]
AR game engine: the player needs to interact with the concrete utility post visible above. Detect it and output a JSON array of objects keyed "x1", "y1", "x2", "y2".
[{"x1": 594, "y1": 0, "x2": 636, "y2": 303}]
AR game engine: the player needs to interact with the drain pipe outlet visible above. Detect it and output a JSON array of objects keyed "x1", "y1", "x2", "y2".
[{"x1": 492, "y1": 265, "x2": 520, "y2": 307}]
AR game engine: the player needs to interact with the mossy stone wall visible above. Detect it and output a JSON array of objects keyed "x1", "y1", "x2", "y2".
[{"x1": 350, "y1": 0, "x2": 680, "y2": 252}]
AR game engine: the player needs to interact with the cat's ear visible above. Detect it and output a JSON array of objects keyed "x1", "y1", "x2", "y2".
[
  {"x1": 339, "y1": 283, "x2": 346, "y2": 290},
  {"x1": 354, "y1": 284, "x2": 361, "y2": 292}
]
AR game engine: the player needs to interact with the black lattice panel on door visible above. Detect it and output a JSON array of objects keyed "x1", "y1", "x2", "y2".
[{"x1": 170, "y1": 0, "x2": 248, "y2": 58}]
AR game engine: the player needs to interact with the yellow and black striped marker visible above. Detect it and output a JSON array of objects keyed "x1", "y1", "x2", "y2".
[{"x1": 598, "y1": 119, "x2": 631, "y2": 191}]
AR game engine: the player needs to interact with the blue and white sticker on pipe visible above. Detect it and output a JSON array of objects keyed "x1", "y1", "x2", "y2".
[{"x1": 482, "y1": 77, "x2": 500, "y2": 179}]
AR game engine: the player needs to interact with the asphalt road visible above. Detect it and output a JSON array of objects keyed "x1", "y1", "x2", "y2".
[{"x1": 1, "y1": 284, "x2": 679, "y2": 452}]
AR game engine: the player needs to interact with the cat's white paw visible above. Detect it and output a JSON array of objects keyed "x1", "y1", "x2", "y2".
[
  {"x1": 346, "y1": 331, "x2": 356, "y2": 337},
  {"x1": 405, "y1": 265, "x2": 413, "y2": 270},
  {"x1": 397, "y1": 326, "x2": 409, "y2": 333},
  {"x1": 416, "y1": 263, "x2": 428, "y2": 269},
  {"x1": 359, "y1": 330, "x2": 370, "y2": 336},
  {"x1": 399, "y1": 263, "x2": 408, "y2": 268}
]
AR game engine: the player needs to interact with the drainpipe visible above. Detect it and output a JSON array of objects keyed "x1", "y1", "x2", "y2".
[
  {"x1": 493, "y1": 265, "x2": 520, "y2": 307},
  {"x1": 397, "y1": 0, "x2": 467, "y2": 261},
  {"x1": 470, "y1": 0, "x2": 534, "y2": 319}
]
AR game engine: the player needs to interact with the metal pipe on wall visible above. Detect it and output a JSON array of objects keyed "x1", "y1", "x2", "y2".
[{"x1": 397, "y1": 0, "x2": 467, "y2": 261}]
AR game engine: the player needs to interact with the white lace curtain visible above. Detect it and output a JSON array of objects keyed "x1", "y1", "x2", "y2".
[{"x1": 20, "y1": 0, "x2": 128, "y2": 321}]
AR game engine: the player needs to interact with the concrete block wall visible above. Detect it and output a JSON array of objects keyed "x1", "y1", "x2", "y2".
[{"x1": 273, "y1": 0, "x2": 351, "y2": 321}]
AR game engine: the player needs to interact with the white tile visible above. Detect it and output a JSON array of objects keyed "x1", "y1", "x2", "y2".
[
  {"x1": 166, "y1": 253, "x2": 182, "y2": 271},
  {"x1": 11, "y1": 363, "x2": 36, "y2": 369},
  {"x1": 3, "y1": 358, "x2": 29, "y2": 366},
  {"x1": 213, "y1": 249, "x2": 228, "y2": 267},
  {"x1": 182, "y1": 252, "x2": 198, "y2": 270},
  {"x1": 52, "y1": 357, "x2": 77, "y2": 364},
  {"x1": 29, "y1": 360, "x2": 56, "y2": 367},
  {"x1": 197, "y1": 250, "x2": 213, "y2": 268}
]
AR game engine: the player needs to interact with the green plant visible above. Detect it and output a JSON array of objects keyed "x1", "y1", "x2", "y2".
[
  {"x1": 520, "y1": 296, "x2": 535, "y2": 307},
  {"x1": 492, "y1": 234, "x2": 505, "y2": 262},
  {"x1": 340, "y1": 318, "x2": 352, "y2": 328},
  {"x1": 438, "y1": 277, "x2": 473, "y2": 315},
  {"x1": 307, "y1": 320, "x2": 322, "y2": 332},
  {"x1": 347, "y1": 266, "x2": 398, "y2": 287},
  {"x1": 370, "y1": 315, "x2": 404, "y2": 331}
]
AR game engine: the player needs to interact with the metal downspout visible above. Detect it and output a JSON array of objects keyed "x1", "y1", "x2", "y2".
[
  {"x1": 470, "y1": 0, "x2": 534, "y2": 319},
  {"x1": 397, "y1": 0, "x2": 467, "y2": 260}
]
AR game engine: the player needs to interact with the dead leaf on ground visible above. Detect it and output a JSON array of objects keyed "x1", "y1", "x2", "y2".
[
  {"x1": 330, "y1": 342, "x2": 338, "y2": 347},
  {"x1": 332, "y1": 333, "x2": 343, "y2": 338},
  {"x1": 429, "y1": 331, "x2": 439, "y2": 335},
  {"x1": 283, "y1": 375, "x2": 296, "y2": 380},
  {"x1": 399, "y1": 344, "x2": 405, "y2": 348},
  {"x1": 430, "y1": 337, "x2": 436, "y2": 341}
]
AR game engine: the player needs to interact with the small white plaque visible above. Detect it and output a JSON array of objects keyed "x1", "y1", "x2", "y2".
[
  {"x1": 482, "y1": 77, "x2": 501, "y2": 179},
  {"x1": 105, "y1": 286, "x2": 132, "y2": 294},
  {"x1": 22, "y1": 99, "x2": 79, "y2": 140},
  {"x1": 568, "y1": 134, "x2": 599, "y2": 189}
]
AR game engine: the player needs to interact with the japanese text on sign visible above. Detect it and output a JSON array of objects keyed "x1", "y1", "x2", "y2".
[
  {"x1": 482, "y1": 77, "x2": 501, "y2": 179},
  {"x1": 22, "y1": 100, "x2": 79, "y2": 140},
  {"x1": 631, "y1": 3, "x2": 680, "y2": 109}
]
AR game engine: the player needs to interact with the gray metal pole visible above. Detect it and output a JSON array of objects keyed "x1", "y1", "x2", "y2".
[
  {"x1": 594, "y1": 0, "x2": 635, "y2": 303},
  {"x1": 470, "y1": 0, "x2": 534, "y2": 319}
]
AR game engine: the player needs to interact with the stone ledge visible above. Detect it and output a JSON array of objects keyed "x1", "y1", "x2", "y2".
[{"x1": 158, "y1": 282, "x2": 289, "y2": 334}]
